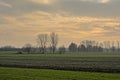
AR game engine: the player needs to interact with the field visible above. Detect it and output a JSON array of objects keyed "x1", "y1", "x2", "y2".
[
  {"x1": 0, "y1": 67, "x2": 120, "y2": 80},
  {"x1": 0, "y1": 53, "x2": 120, "y2": 73}
]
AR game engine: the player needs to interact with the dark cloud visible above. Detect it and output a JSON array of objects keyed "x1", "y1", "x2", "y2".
[
  {"x1": 0, "y1": 0, "x2": 56, "y2": 16},
  {"x1": 57, "y1": 0, "x2": 120, "y2": 17},
  {"x1": 0, "y1": 0, "x2": 120, "y2": 17}
]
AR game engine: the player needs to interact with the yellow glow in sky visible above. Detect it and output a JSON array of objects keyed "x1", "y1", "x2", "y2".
[{"x1": 31, "y1": 0, "x2": 56, "y2": 4}]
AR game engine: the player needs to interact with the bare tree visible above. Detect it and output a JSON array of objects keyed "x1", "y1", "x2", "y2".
[
  {"x1": 103, "y1": 41, "x2": 111, "y2": 52},
  {"x1": 68, "y1": 42, "x2": 77, "y2": 52},
  {"x1": 111, "y1": 41, "x2": 115, "y2": 52},
  {"x1": 37, "y1": 34, "x2": 48, "y2": 54},
  {"x1": 58, "y1": 46, "x2": 66, "y2": 54},
  {"x1": 78, "y1": 44, "x2": 86, "y2": 52},
  {"x1": 49, "y1": 32, "x2": 58, "y2": 53},
  {"x1": 117, "y1": 41, "x2": 120, "y2": 53},
  {"x1": 23, "y1": 44, "x2": 32, "y2": 53}
]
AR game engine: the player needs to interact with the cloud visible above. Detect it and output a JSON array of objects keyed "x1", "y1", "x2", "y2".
[
  {"x1": 55, "y1": 0, "x2": 120, "y2": 17},
  {"x1": 0, "y1": 0, "x2": 120, "y2": 47},
  {"x1": 0, "y1": 0, "x2": 120, "y2": 17},
  {"x1": 99, "y1": 0, "x2": 110, "y2": 3},
  {"x1": 0, "y1": 0, "x2": 61, "y2": 17},
  {"x1": 80, "y1": 0, "x2": 111, "y2": 3},
  {"x1": 31, "y1": 0, "x2": 56, "y2": 5},
  {"x1": 1, "y1": 10, "x2": 120, "y2": 47},
  {"x1": 0, "y1": 0, "x2": 12, "y2": 8}
]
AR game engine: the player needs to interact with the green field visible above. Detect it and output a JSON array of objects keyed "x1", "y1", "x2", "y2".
[
  {"x1": 0, "y1": 67, "x2": 120, "y2": 80},
  {"x1": 0, "y1": 53, "x2": 120, "y2": 57},
  {"x1": 0, "y1": 53, "x2": 120, "y2": 72}
]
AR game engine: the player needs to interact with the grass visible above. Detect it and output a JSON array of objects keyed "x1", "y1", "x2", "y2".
[
  {"x1": 0, "y1": 53, "x2": 120, "y2": 72},
  {"x1": 0, "y1": 52, "x2": 120, "y2": 57},
  {"x1": 0, "y1": 67, "x2": 120, "y2": 80}
]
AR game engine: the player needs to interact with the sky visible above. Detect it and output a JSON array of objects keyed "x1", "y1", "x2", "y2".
[{"x1": 0, "y1": 0, "x2": 120, "y2": 47}]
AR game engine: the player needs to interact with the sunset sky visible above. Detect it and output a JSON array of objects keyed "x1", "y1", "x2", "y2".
[{"x1": 0, "y1": 0, "x2": 120, "y2": 47}]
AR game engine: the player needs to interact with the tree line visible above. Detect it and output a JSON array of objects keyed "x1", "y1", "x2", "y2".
[{"x1": 0, "y1": 32, "x2": 120, "y2": 53}]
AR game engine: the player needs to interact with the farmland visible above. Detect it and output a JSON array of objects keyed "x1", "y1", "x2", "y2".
[
  {"x1": 0, "y1": 53, "x2": 120, "y2": 73},
  {"x1": 0, "y1": 67, "x2": 120, "y2": 80}
]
